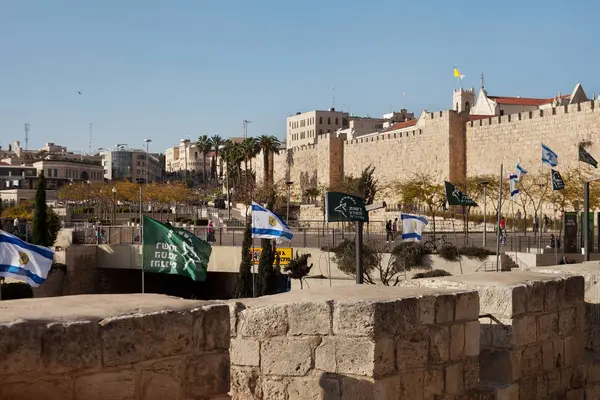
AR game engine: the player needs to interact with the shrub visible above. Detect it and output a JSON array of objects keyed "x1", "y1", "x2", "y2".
[
  {"x1": 390, "y1": 242, "x2": 432, "y2": 271},
  {"x1": 412, "y1": 269, "x2": 452, "y2": 279},
  {"x1": 459, "y1": 245, "x2": 495, "y2": 261},
  {"x1": 0, "y1": 282, "x2": 34, "y2": 300},
  {"x1": 438, "y1": 243, "x2": 460, "y2": 262}
]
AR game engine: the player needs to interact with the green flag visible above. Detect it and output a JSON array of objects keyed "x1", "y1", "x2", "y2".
[
  {"x1": 579, "y1": 145, "x2": 598, "y2": 168},
  {"x1": 142, "y1": 216, "x2": 211, "y2": 282},
  {"x1": 444, "y1": 181, "x2": 478, "y2": 207}
]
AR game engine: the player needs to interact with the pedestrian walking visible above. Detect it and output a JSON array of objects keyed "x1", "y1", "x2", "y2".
[
  {"x1": 207, "y1": 220, "x2": 215, "y2": 243},
  {"x1": 385, "y1": 220, "x2": 393, "y2": 243},
  {"x1": 12, "y1": 217, "x2": 19, "y2": 235},
  {"x1": 392, "y1": 218, "x2": 398, "y2": 240}
]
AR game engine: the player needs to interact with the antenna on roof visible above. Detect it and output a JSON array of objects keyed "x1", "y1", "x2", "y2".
[
  {"x1": 332, "y1": 83, "x2": 336, "y2": 109},
  {"x1": 480, "y1": 73, "x2": 485, "y2": 89},
  {"x1": 24, "y1": 123, "x2": 30, "y2": 151}
]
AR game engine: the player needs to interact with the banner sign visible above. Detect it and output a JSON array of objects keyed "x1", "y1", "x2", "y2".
[
  {"x1": 581, "y1": 212, "x2": 594, "y2": 251},
  {"x1": 325, "y1": 192, "x2": 369, "y2": 223},
  {"x1": 251, "y1": 247, "x2": 293, "y2": 265},
  {"x1": 563, "y1": 212, "x2": 578, "y2": 253},
  {"x1": 551, "y1": 170, "x2": 565, "y2": 191},
  {"x1": 444, "y1": 181, "x2": 478, "y2": 207}
]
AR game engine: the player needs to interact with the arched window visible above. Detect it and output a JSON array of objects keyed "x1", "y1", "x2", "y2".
[
  {"x1": 465, "y1": 101, "x2": 471, "y2": 112},
  {"x1": 456, "y1": 102, "x2": 459, "y2": 111}
]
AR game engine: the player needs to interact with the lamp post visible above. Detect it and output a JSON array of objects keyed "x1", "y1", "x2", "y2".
[
  {"x1": 479, "y1": 181, "x2": 490, "y2": 247},
  {"x1": 112, "y1": 186, "x2": 117, "y2": 225},
  {"x1": 144, "y1": 139, "x2": 152, "y2": 183},
  {"x1": 217, "y1": 144, "x2": 228, "y2": 221},
  {"x1": 285, "y1": 181, "x2": 294, "y2": 223}
]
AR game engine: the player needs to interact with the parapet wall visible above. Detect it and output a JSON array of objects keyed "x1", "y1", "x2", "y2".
[
  {"x1": 0, "y1": 294, "x2": 230, "y2": 400},
  {"x1": 229, "y1": 285, "x2": 481, "y2": 400}
]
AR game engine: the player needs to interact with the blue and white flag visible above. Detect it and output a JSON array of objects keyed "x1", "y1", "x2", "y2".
[
  {"x1": 0, "y1": 230, "x2": 54, "y2": 287},
  {"x1": 251, "y1": 202, "x2": 294, "y2": 241},
  {"x1": 516, "y1": 163, "x2": 527, "y2": 181},
  {"x1": 401, "y1": 214, "x2": 428, "y2": 242},
  {"x1": 509, "y1": 173, "x2": 519, "y2": 199},
  {"x1": 541, "y1": 144, "x2": 558, "y2": 167}
]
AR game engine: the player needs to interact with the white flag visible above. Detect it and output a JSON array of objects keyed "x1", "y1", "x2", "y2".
[
  {"x1": 251, "y1": 202, "x2": 294, "y2": 241},
  {"x1": 0, "y1": 230, "x2": 54, "y2": 287},
  {"x1": 509, "y1": 173, "x2": 519, "y2": 199},
  {"x1": 516, "y1": 163, "x2": 527, "y2": 181},
  {"x1": 541, "y1": 144, "x2": 558, "y2": 167},
  {"x1": 401, "y1": 214, "x2": 428, "y2": 242}
]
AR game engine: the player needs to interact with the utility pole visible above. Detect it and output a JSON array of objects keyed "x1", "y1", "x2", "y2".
[
  {"x1": 24, "y1": 123, "x2": 30, "y2": 151},
  {"x1": 243, "y1": 120, "x2": 251, "y2": 139}
]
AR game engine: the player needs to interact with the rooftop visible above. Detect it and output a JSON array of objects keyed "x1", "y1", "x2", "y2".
[
  {"x1": 381, "y1": 119, "x2": 417, "y2": 132},
  {"x1": 488, "y1": 94, "x2": 570, "y2": 106}
]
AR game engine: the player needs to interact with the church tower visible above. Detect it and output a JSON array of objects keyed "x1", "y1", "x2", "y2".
[{"x1": 452, "y1": 88, "x2": 475, "y2": 113}]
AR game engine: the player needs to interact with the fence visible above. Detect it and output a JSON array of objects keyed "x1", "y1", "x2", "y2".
[{"x1": 72, "y1": 224, "x2": 569, "y2": 253}]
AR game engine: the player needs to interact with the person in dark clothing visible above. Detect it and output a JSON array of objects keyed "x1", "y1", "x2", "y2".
[{"x1": 385, "y1": 220, "x2": 393, "y2": 243}]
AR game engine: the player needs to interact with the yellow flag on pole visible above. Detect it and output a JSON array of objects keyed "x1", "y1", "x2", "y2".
[{"x1": 453, "y1": 68, "x2": 464, "y2": 79}]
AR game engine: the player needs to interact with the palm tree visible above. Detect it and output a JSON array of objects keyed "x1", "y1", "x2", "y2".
[
  {"x1": 196, "y1": 135, "x2": 212, "y2": 185},
  {"x1": 209, "y1": 135, "x2": 224, "y2": 180},
  {"x1": 257, "y1": 135, "x2": 281, "y2": 187},
  {"x1": 242, "y1": 137, "x2": 259, "y2": 174}
]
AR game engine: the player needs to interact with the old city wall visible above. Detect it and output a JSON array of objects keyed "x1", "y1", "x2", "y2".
[{"x1": 467, "y1": 99, "x2": 600, "y2": 177}]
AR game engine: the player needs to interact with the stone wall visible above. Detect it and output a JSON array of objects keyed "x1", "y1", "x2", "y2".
[
  {"x1": 402, "y1": 271, "x2": 587, "y2": 399},
  {"x1": 228, "y1": 285, "x2": 481, "y2": 399},
  {"x1": 0, "y1": 294, "x2": 230, "y2": 400},
  {"x1": 466, "y1": 100, "x2": 600, "y2": 177}
]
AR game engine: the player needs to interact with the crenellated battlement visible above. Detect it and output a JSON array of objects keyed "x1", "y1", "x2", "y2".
[{"x1": 467, "y1": 99, "x2": 599, "y2": 130}]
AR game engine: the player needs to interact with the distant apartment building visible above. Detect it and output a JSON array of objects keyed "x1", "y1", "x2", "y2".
[
  {"x1": 165, "y1": 139, "x2": 210, "y2": 176},
  {"x1": 0, "y1": 163, "x2": 37, "y2": 190},
  {"x1": 101, "y1": 147, "x2": 164, "y2": 183},
  {"x1": 32, "y1": 159, "x2": 104, "y2": 190},
  {"x1": 286, "y1": 108, "x2": 415, "y2": 148}
]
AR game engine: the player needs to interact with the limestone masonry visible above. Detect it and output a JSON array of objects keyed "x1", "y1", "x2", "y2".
[{"x1": 257, "y1": 84, "x2": 599, "y2": 205}]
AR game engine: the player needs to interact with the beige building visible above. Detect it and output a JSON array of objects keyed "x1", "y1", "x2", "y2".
[
  {"x1": 165, "y1": 139, "x2": 212, "y2": 176},
  {"x1": 286, "y1": 108, "x2": 350, "y2": 148},
  {"x1": 33, "y1": 159, "x2": 104, "y2": 190}
]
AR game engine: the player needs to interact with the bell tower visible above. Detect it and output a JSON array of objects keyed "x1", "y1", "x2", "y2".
[{"x1": 452, "y1": 88, "x2": 475, "y2": 113}]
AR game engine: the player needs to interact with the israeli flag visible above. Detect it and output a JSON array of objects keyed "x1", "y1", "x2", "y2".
[
  {"x1": 251, "y1": 202, "x2": 294, "y2": 241},
  {"x1": 541, "y1": 144, "x2": 558, "y2": 167},
  {"x1": 401, "y1": 214, "x2": 428, "y2": 242},
  {"x1": 516, "y1": 163, "x2": 527, "y2": 181},
  {"x1": 0, "y1": 230, "x2": 54, "y2": 287},
  {"x1": 509, "y1": 173, "x2": 519, "y2": 199}
]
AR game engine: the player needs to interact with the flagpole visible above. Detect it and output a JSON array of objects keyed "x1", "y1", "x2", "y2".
[
  {"x1": 451, "y1": 206, "x2": 463, "y2": 274},
  {"x1": 140, "y1": 184, "x2": 145, "y2": 294},
  {"x1": 496, "y1": 164, "x2": 503, "y2": 272},
  {"x1": 577, "y1": 158, "x2": 582, "y2": 252},
  {"x1": 251, "y1": 182, "x2": 256, "y2": 298}
]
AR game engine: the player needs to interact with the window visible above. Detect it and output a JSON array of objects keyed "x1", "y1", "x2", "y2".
[
  {"x1": 335, "y1": 117, "x2": 338, "y2": 125},
  {"x1": 319, "y1": 129, "x2": 323, "y2": 135},
  {"x1": 47, "y1": 169, "x2": 51, "y2": 177},
  {"x1": 328, "y1": 117, "x2": 331, "y2": 124},
  {"x1": 456, "y1": 102, "x2": 459, "y2": 111},
  {"x1": 54, "y1": 169, "x2": 58, "y2": 177},
  {"x1": 465, "y1": 101, "x2": 471, "y2": 112},
  {"x1": 319, "y1": 117, "x2": 322, "y2": 124},
  {"x1": 194, "y1": 152, "x2": 198, "y2": 159},
  {"x1": 500, "y1": 110, "x2": 505, "y2": 116}
]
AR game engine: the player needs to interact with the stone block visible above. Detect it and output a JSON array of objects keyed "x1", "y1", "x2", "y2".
[
  {"x1": 287, "y1": 301, "x2": 331, "y2": 336},
  {"x1": 75, "y1": 368, "x2": 135, "y2": 400},
  {"x1": 526, "y1": 281, "x2": 545, "y2": 313},
  {"x1": 419, "y1": 295, "x2": 435, "y2": 325},
  {"x1": 521, "y1": 344, "x2": 542, "y2": 377},
  {"x1": 565, "y1": 276, "x2": 585, "y2": 306},
  {"x1": 184, "y1": 353, "x2": 229, "y2": 398},
  {"x1": 230, "y1": 338, "x2": 260, "y2": 367},
  {"x1": 339, "y1": 376, "x2": 378, "y2": 400},
  {"x1": 512, "y1": 314, "x2": 537, "y2": 346},
  {"x1": 544, "y1": 280, "x2": 561, "y2": 311},
  {"x1": 374, "y1": 337, "x2": 396, "y2": 377},
  {"x1": 377, "y1": 298, "x2": 419, "y2": 335},
  {"x1": 435, "y1": 294, "x2": 455, "y2": 324},
  {"x1": 399, "y1": 370, "x2": 424, "y2": 400},
  {"x1": 262, "y1": 377, "x2": 287, "y2": 400},
  {"x1": 564, "y1": 333, "x2": 585, "y2": 367},
  {"x1": 229, "y1": 302, "x2": 243, "y2": 338},
  {"x1": 561, "y1": 367, "x2": 575, "y2": 391},
  {"x1": 464, "y1": 356, "x2": 479, "y2": 390},
  {"x1": 537, "y1": 371, "x2": 548, "y2": 398},
  {"x1": 396, "y1": 328, "x2": 429, "y2": 370},
  {"x1": 138, "y1": 356, "x2": 185, "y2": 400},
  {"x1": 203, "y1": 304, "x2": 230, "y2": 350},
  {"x1": 587, "y1": 359, "x2": 600, "y2": 383},
  {"x1": 287, "y1": 374, "x2": 340, "y2": 400},
  {"x1": 230, "y1": 366, "x2": 261, "y2": 400},
  {"x1": 566, "y1": 388, "x2": 585, "y2": 400},
  {"x1": 335, "y1": 337, "x2": 376, "y2": 377},
  {"x1": 541, "y1": 340, "x2": 554, "y2": 371},
  {"x1": 100, "y1": 310, "x2": 193, "y2": 367},
  {"x1": 537, "y1": 312, "x2": 558, "y2": 342},
  {"x1": 423, "y1": 368, "x2": 444, "y2": 398},
  {"x1": 546, "y1": 370, "x2": 561, "y2": 395},
  {"x1": 315, "y1": 337, "x2": 336, "y2": 372},
  {"x1": 455, "y1": 291, "x2": 479, "y2": 321},
  {"x1": 491, "y1": 320, "x2": 512, "y2": 348},
  {"x1": 445, "y1": 363, "x2": 464, "y2": 395},
  {"x1": 464, "y1": 321, "x2": 480, "y2": 357},
  {"x1": 333, "y1": 301, "x2": 376, "y2": 337},
  {"x1": 0, "y1": 375, "x2": 74, "y2": 400},
  {"x1": 518, "y1": 376, "x2": 537, "y2": 400},
  {"x1": 574, "y1": 304, "x2": 586, "y2": 333},
  {"x1": 41, "y1": 321, "x2": 101, "y2": 372},
  {"x1": 479, "y1": 285, "x2": 526, "y2": 317},
  {"x1": 0, "y1": 321, "x2": 42, "y2": 375},
  {"x1": 261, "y1": 337, "x2": 320, "y2": 376},
  {"x1": 559, "y1": 307, "x2": 576, "y2": 336},
  {"x1": 429, "y1": 325, "x2": 450, "y2": 364},
  {"x1": 494, "y1": 383, "x2": 519, "y2": 400},
  {"x1": 450, "y1": 323, "x2": 465, "y2": 361},
  {"x1": 239, "y1": 305, "x2": 288, "y2": 338}
]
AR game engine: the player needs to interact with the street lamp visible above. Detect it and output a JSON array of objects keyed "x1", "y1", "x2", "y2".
[
  {"x1": 479, "y1": 181, "x2": 490, "y2": 247},
  {"x1": 144, "y1": 139, "x2": 152, "y2": 183},
  {"x1": 217, "y1": 144, "x2": 229, "y2": 220},
  {"x1": 112, "y1": 186, "x2": 117, "y2": 225},
  {"x1": 285, "y1": 181, "x2": 294, "y2": 223}
]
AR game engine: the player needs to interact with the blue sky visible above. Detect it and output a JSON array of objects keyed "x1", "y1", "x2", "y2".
[{"x1": 1, "y1": 0, "x2": 598, "y2": 153}]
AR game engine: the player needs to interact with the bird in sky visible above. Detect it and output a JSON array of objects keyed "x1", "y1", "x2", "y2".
[{"x1": 77, "y1": 91, "x2": 82, "y2": 95}]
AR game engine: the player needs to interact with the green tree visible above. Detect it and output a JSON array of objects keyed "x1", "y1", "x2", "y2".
[
  {"x1": 283, "y1": 252, "x2": 313, "y2": 289},
  {"x1": 210, "y1": 135, "x2": 225, "y2": 179},
  {"x1": 233, "y1": 221, "x2": 254, "y2": 298},
  {"x1": 395, "y1": 173, "x2": 446, "y2": 238},
  {"x1": 196, "y1": 135, "x2": 212, "y2": 185},
  {"x1": 33, "y1": 171, "x2": 50, "y2": 246},
  {"x1": 333, "y1": 165, "x2": 378, "y2": 205},
  {"x1": 256, "y1": 238, "x2": 275, "y2": 296},
  {"x1": 257, "y1": 135, "x2": 281, "y2": 187}
]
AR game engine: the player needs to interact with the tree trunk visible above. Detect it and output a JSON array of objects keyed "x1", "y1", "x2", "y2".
[{"x1": 263, "y1": 150, "x2": 269, "y2": 187}]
